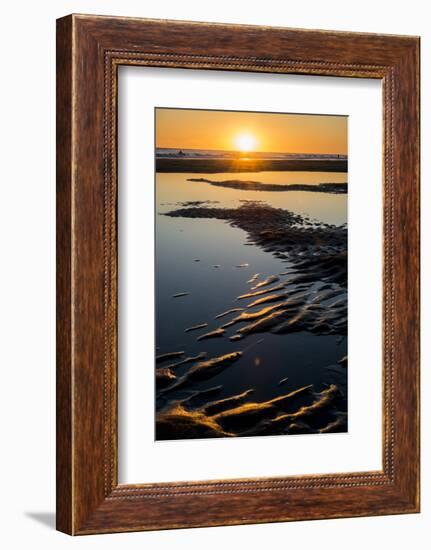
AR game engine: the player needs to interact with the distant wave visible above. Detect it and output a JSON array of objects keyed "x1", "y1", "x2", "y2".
[{"x1": 156, "y1": 148, "x2": 347, "y2": 161}]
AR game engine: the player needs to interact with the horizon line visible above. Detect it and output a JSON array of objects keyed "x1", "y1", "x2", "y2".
[{"x1": 156, "y1": 146, "x2": 348, "y2": 156}]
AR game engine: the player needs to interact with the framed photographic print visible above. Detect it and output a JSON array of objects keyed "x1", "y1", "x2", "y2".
[{"x1": 56, "y1": 14, "x2": 420, "y2": 535}]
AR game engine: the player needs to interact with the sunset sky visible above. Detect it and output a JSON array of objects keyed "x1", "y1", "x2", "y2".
[{"x1": 156, "y1": 108, "x2": 347, "y2": 155}]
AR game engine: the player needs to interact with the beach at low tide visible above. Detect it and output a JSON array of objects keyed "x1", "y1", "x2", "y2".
[{"x1": 155, "y1": 156, "x2": 348, "y2": 440}]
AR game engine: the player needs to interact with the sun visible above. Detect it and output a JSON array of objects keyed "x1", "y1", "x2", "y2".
[{"x1": 234, "y1": 132, "x2": 257, "y2": 152}]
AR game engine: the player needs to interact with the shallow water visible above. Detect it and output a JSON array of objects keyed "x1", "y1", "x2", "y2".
[
  {"x1": 155, "y1": 171, "x2": 347, "y2": 436},
  {"x1": 157, "y1": 171, "x2": 347, "y2": 225}
]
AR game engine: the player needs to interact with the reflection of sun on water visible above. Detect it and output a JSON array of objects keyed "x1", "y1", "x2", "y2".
[{"x1": 235, "y1": 132, "x2": 257, "y2": 152}]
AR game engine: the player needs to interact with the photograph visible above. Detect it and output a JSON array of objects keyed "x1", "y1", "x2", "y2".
[{"x1": 155, "y1": 107, "x2": 348, "y2": 440}]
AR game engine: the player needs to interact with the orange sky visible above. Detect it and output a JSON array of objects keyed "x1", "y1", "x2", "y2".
[{"x1": 156, "y1": 108, "x2": 347, "y2": 155}]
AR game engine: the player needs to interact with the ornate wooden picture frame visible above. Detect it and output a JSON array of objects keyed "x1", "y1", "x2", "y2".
[{"x1": 56, "y1": 14, "x2": 420, "y2": 535}]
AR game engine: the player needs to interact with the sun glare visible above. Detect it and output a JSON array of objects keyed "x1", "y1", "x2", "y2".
[{"x1": 234, "y1": 133, "x2": 257, "y2": 152}]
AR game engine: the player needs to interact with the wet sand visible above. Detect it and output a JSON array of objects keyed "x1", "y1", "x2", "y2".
[
  {"x1": 156, "y1": 378, "x2": 346, "y2": 440},
  {"x1": 188, "y1": 177, "x2": 347, "y2": 194},
  {"x1": 156, "y1": 201, "x2": 347, "y2": 440},
  {"x1": 164, "y1": 202, "x2": 347, "y2": 282},
  {"x1": 156, "y1": 158, "x2": 348, "y2": 173}
]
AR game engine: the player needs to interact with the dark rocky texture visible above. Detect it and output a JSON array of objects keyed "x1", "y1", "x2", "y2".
[{"x1": 188, "y1": 177, "x2": 347, "y2": 194}]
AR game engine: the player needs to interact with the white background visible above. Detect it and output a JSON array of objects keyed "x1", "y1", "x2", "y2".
[
  {"x1": 0, "y1": 1, "x2": 428, "y2": 549},
  {"x1": 118, "y1": 68, "x2": 382, "y2": 483}
]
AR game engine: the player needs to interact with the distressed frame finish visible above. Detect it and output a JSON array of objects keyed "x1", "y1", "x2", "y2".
[{"x1": 56, "y1": 14, "x2": 420, "y2": 535}]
